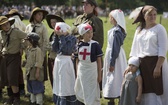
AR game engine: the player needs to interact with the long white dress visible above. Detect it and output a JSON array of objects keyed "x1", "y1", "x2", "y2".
[
  {"x1": 130, "y1": 24, "x2": 168, "y2": 105},
  {"x1": 102, "y1": 27, "x2": 127, "y2": 98}
]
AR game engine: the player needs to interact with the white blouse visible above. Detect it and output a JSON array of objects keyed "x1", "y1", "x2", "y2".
[{"x1": 130, "y1": 24, "x2": 168, "y2": 58}]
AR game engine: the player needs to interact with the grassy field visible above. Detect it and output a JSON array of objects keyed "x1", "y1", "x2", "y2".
[{"x1": 0, "y1": 15, "x2": 168, "y2": 105}]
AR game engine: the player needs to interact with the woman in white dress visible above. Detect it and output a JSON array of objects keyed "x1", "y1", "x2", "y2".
[
  {"x1": 102, "y1": 9, "x2": 127, "y2": 105},
  {"x1": 130, "y1": 5, "x2": 168, "y2": 105}
]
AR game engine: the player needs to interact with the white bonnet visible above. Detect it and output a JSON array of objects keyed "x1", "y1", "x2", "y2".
[
  {"x1": 128, "y1": 57, "x2": 140, "y2": 67},
  {"x1": 77, "y1": 23, "x2": 92, "y2": 36},
  {"x1": 109, "y1": 9, "x2": 126, "y2": 32},
  {"x1": 55, "y1": 22, "x2": 71, "y2": 33}
]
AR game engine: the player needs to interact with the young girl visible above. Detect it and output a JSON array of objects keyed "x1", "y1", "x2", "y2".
[
  {"x1": 74, "y1": 23, "x2": 103, "y2": 105},
  {"x1": 102, "y1": 9, "x2": 127, "y2": 105},
  {"x1": 52, "y1": 22, "x2": 79, "y2": 105},
  {"x1": 120, "y1": 57, "x2": 142, "y2": 105},
  {"x1": 46, "y1": 14, "x2": 64, "y2": 88},
  {"x1": 24, "y1": 32, "x2": 44, "y2": 105}
]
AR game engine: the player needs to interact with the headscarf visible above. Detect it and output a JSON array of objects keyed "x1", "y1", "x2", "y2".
[
  {"x1": 55, "y1": 22, "x2": 71, "y2": 33},
  {"x1": 128, "y1": 57, "x2": 140, "y2": 67},
  {"x1": 132, "y1": 5, "x2": 157, "y2": 24},
  {"x1": 77, "y1": 23, "x2": 92, "y2": 36},
  {"x1": 109, "y1": 9, "x2": 126, "y2": 32}
]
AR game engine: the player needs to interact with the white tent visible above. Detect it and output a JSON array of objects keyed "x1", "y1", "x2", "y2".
[{"x1": 129, "y1": 7, "x2": 143, "y2": 19}]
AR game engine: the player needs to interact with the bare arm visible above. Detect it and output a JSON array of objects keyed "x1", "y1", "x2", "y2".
[
  {"x1": 153, "y1": 56, "x2": 165, "y2": 78},
  {"x1": 97, "y1": 57, "x2": 102, "y2": 83},
  {"x1": 136, "y1": 75, "x2": 142, "y2": 103}
]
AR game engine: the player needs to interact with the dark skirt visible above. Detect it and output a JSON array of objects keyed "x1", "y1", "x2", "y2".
[
  {"x1": 27, "y1": 80, "x2": 44, "y2": 94},
  {"x1": 140, "y1": 56, "x2": 163, "y2": 95},
  {"x1": 43, "y1": 55, "x2": 48, "y2": 81},
  {"x1": 53, "y1": 94, "x2": 83, "y2": 105},
  {"x1": 48, "y1": 57, "x2": 54, "y2": 87},
  {"x1": 0, "y1": 53, "x2": 21, "y2": 87}
]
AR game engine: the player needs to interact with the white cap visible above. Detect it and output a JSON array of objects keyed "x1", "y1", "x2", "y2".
[
  {"x1": 55, "y1": 22, "x2": 71, "y2": 33},
  {"x1": 77, "y1": 23, "x2": 92, "y2": 36},
  {"x1": 128, "y1": 57, "x2": 140, "y2": 67},
  {"x1": 109, "y1": 9, "x2": 126, "y2": 32}
]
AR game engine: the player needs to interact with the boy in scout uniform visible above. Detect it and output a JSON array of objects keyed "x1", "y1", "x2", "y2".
[{"x1": 0, "y1": 16, "x2": 27, "y2": 105}]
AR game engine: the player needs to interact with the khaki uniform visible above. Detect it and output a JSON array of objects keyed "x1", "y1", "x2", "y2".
[
  {"x1": 73, "y1": 13, "x2": 104, "y2": 48},
  {"x1": 1, "y1": 28, "x2": 27, "y2": 54},
  {"x1": 25, "y1": 22, "x2": 49, "y2": 81},
  {"x1": 25, "y1": 47, "x2": 44, "y2": 81},
  {"x1": 25, "y1": 23, "x2": 49, "y2": 56}
]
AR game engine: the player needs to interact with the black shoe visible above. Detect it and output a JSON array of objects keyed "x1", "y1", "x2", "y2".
[
  {"x1": 19, "y1": 90, "x2": 25, "y2": 96},
  {"x1": 3, "y1": 96, "x2": 14, "y2": 105},
  {"x1": 13, "y1": 97, "x2": 20, "y2": 105},
  {"x1": 29, "y1": 102, "x2": 36, "y2": 105}
]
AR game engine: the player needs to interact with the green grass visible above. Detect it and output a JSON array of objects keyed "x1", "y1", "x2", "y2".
[{"x1": 0, "y1": 15, "x2": 168, "y2": 105}]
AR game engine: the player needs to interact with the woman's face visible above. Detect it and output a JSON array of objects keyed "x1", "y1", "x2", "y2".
[
  {"x1": 50, "y1": 19, "x2": 57, "y2": 29},
  {"x1": 1, "y1": 22, "x2": 11, "y2": 32},
  {"x1": 144, "y1": 9, "x2": 157, "y2": 24},
  {"x1": 83, "y1": 2, "x2": 94, "y2": 14}
]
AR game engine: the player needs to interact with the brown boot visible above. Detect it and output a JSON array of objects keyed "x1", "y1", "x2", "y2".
[{"x1": 3, "y1": 96, "x2": 14, "y2": 105}]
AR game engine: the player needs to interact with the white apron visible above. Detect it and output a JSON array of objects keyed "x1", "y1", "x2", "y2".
[
  {"x1": 102, "y1": 29, "x2": 127, "y2": 98},
  {"x1": 53, "y1": 55, "x2": 75, "y2": 96},
  {"x1": 75, "y1": 40, "x2": 100, "y2": 105}
]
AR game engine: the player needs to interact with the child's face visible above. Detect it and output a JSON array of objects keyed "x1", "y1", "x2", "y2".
[
  {"x1": 83, "y1": 30, "x2": 93, "y2": 42},
  {"x1": 50, "y1": 19, "x2": 57, "y2": 29},
  {"x1": 26, "y1": 40, "x2": 32, "y2": 46},
  {"x1": 128, "y1": 64, "x2": 138, "y2": 73},
  {"x1": 109, "y1": 15, "x2": 117, "y2": 25},
  {"x1": 1, "y1": 22, "x2": 11, "y2": 32},
  {"x1": 33, "y1": 12, "x2": 43, "y2": 23}
]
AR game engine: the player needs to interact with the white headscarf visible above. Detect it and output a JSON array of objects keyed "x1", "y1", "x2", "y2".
[
  {"x1": 77, "y1": 23, "x2": 92, "y2": 36},
  {"x1": 110, "y1": 9, "x2": 126, "y2": 32},
  {"x1": 55, "y1": 22, "x2": 71, "y2": 33},
  {"x1": 128, "y1": 57, "x2": 140, "y2": 67}
]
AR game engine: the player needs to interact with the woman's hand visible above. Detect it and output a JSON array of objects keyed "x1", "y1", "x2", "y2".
[{"x1": 153, "y1": 67, "x2": 161, "y2": 78}]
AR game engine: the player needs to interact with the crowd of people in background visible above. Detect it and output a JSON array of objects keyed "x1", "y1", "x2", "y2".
[{"x1": 0, "y1": 0, "x2": 168, "y2": 105}]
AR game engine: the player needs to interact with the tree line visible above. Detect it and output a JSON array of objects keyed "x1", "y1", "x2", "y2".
[{"x1": 1, "y1": 0, "x2": 168, "y2": 12}]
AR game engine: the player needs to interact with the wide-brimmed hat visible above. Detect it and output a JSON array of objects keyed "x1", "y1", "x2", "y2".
[
  {"x1": 29, "y1": 7, "x2": 48, "y2": 22},
  {"x1": 82, "y1": 0, "x2": 97, "y2": 7},
  {"x1": 0, "y1": 16, "x2": 15, "y2": 30},
  {"x1": 24, "y1": 32, "x2": 40, "y2": 42},
  {"x1": 46, "y1": 14, "x2": 64, "y2": 29},
  {"x1": 77, "y1": 23, "x2": 92, "y2": 36},
  {"x1": 5, "y1": 9, "x2": 24, "y2": 20}
]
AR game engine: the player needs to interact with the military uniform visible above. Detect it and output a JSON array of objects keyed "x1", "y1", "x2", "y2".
[{"x1": 73, "y1": 13, "x2": 104, "y2": 48}]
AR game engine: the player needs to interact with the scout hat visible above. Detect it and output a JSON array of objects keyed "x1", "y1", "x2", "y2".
[
  {"x1": 55, "y1": 22, "x2": 71, "y2": 33},
  {"x1": 24, "y1": 32, "x2": 40, "y2": 42},
  {"x1": 82, "y1": 0, "x2": 97, "y2": 7},
  {"x1": 5, "y1": 9, "x2": 24, "y2": 20},
  {"x1": 133, "y1": 5, "x2": 157, "y2": 24},
  {"x1": 29, "y1": 7, "x2": 48, "y2": 22},
  {"x1": 46, "y1": 14, "x2": 64, "y2": 29},
  {"x1": 77, "y1": 23, "x2": 92, "y2": 36},
  {"x1": 128, "y1": 57, "x2": 140, "y2": 67},
  {"x1": 0, "y1": 16, "x2": 15, "y2": 30}
]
